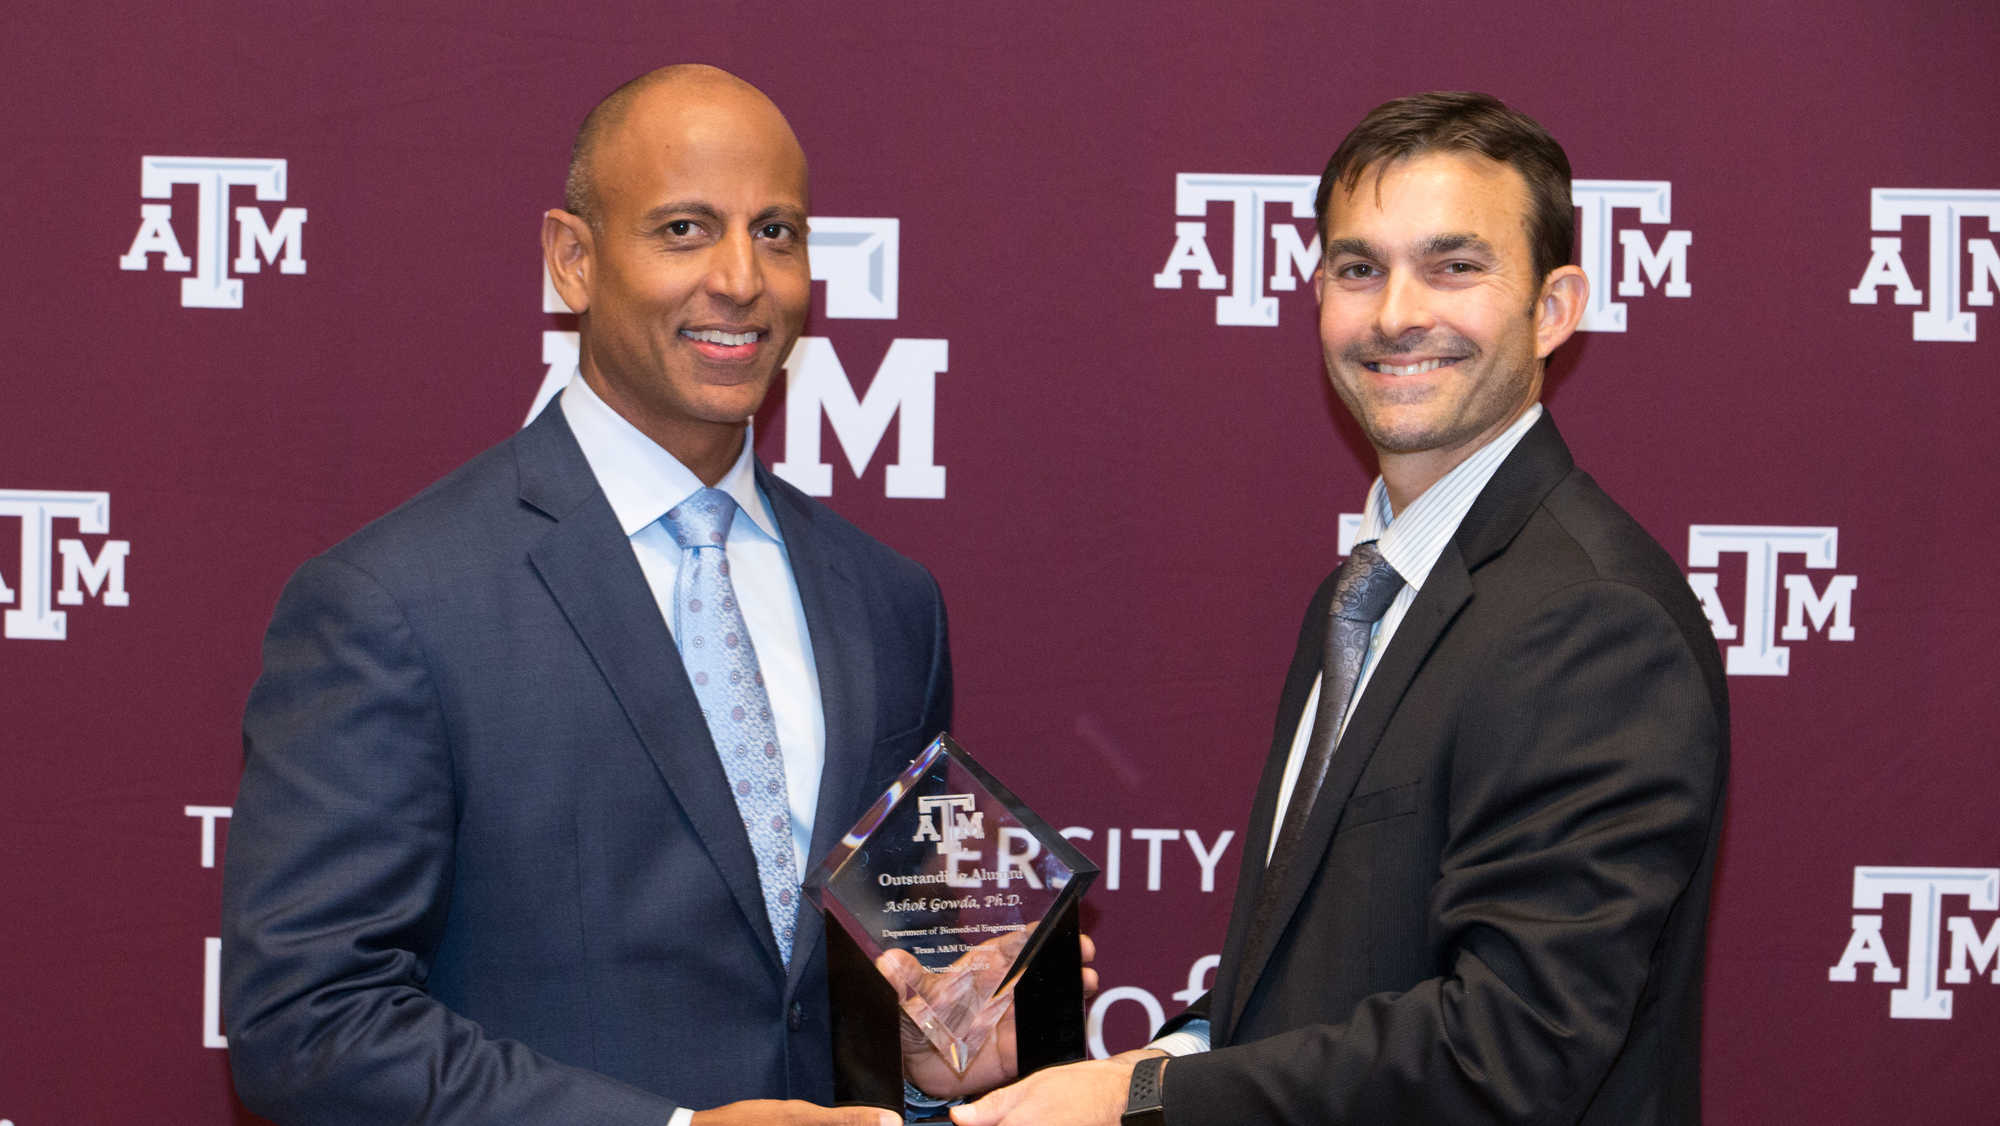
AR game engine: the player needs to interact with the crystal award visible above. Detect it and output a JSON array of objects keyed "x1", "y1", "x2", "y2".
[{"x1": 803, "y1": 733, "x2": 1098, "y2": 1113}]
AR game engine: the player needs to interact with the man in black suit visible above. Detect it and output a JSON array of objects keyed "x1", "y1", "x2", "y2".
[
  {"x1": 222, "y1": 65, "x2": 960, "y2": 1125},
  {"x1": 957, "y1": 92, "x2": 1728, "y2": 1126}
]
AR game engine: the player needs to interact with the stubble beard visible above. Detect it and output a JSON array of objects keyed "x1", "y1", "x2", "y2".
[{"x1": 1329, "y1": 329, "x2": 1539, "y2": 457}]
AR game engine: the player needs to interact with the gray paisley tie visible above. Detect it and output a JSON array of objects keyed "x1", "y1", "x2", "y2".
[{"x1": 1234, "y1": 541, "x2": 1403, "y2": 1002}]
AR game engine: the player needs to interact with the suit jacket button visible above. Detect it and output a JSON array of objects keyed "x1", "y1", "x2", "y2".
[{"x1": 789, "y1": 1001, "x2": 804, "y2": 1030}]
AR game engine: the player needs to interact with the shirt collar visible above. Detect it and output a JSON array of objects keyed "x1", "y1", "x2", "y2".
[
  {"x1": 558, "y1": 369, "x2": 782, "y2": 543},
  {"x1": 1354, "y1": 402, "x2": 1543, "y2": 592}
]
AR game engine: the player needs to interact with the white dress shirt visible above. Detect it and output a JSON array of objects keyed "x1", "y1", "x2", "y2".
[{"x1": 1152, "y1": 403, "x2": 1544, "y2": 1059}]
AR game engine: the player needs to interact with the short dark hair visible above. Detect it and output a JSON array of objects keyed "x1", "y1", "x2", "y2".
[{"x1": 1314, "y1": 91, "x2": 1573, "y2": 283}]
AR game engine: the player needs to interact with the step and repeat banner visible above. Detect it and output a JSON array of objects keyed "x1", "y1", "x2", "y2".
[{"x1": 3, "y1": 3, "x2": 1994, "y2": 1122}]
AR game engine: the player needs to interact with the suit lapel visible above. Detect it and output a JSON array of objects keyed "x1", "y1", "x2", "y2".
[
  {"x1": 516, "y1": 405, "x2": 784, "y2": 972},
  {"x1": 760, "y1": 466, "x2": 877, "y2": 994},
  {"x1": 1222, "y1": 412, "x2": 1577, "y2": 1038},
  {"x1": 1449, "y1": 413, "x2": 1574, "y2": 571}
]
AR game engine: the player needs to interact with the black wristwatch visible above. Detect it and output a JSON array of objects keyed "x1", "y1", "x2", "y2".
[{"x1": 1122, "y1": 1054, "x2": 1168, "y2": 1125}]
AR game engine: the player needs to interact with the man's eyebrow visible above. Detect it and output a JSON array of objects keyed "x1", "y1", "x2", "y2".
[
  {"x1": 1322, "y1": 236, "x2": 1381, "y2": 259},
  {"x1": 638, "y1": 200, "x2": 723, "y2": 226},
  {"x1": 753, "y1": 204, "x2": 808, "y2": 227},
  {"x1": 1324, "y1": 233, "x2": 1498, "y2": 261},
  {"x1": 1418, "y1": 233, "x2": 1495, "y2": 257}
]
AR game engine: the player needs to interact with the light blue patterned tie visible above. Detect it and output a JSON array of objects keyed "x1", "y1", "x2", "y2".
[{"x1": 662, "y1": 487, "x2": 797, "y2": 966}]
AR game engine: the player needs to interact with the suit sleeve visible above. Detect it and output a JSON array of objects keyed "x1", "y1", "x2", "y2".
[
  {"x1": 1163, "y1": 579, "x2": 1726, "y2": 1124},
  {"x1": 221, "y1": 555, "x2": 677, "y2": 1124}
]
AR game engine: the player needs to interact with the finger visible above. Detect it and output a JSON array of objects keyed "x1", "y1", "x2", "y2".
[
  {"x1": 1081, "y1": 966, "x2": 1100, "y2": 996},
  {"x1": 878, "y1": 951, "x2": 934, "y2": 1014},
  {"x1": 949, "y1": 1082, "x2": 1019, "y2": 1126},
  {"x1": 875, "y1": 947, "x2": 924, "y2": 991},
  {"x1": 1079, "y1": 933, "x2": 1096, "y2": 964},
  {"x1": 781, "y1": 1104, "x2": 899, "y2": 1126}
]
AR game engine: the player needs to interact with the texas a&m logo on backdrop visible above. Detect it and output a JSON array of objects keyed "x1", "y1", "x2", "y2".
[
  {"x1": 1830, "y1": 866, "x2": 1999, "y2": 1020},
  {"x1": 530, "y1": 216, "x2": 946, "y2": 499},
  {"x1": 1152, "y1": 174, "x2": 1319, "y2": 327},
  {"x1": 1569, "y1": 180, "x2": 1692, "y2": 332},
  {"x1": 1684, "y1": 525, "x2": 1855, "y2": 677},
  {"x1": 1152, "y1": 173, "x2": 1691, "y2": 332},
  {"x1": 0, "y1": 490, "x2": 130, "y2": 641},
  {"x1": 1849, "y1": 189, "x2": 2000, "y2": 341},
  {"x1": 117, "y1": 156, "x2": 307, "y2": 308}
]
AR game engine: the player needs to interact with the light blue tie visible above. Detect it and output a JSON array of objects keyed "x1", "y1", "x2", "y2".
[{"x1": 662, "y1": 487, "x2": 797, "y2": 966}]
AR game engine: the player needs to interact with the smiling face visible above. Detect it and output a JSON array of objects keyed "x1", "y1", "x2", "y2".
[
  {"x1": 543, "y1": 71, "x2": 810, "y2": 481},
  {"x1": 1315, "y1": 149, "x2": 1585, "y2": 505}
]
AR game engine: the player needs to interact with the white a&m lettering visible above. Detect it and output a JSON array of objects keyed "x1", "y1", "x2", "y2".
[
  {"x1": 1, "y1": 490, "x2": 130, "y2": 641},
  {"x1": 118, "y1": 156, "x2": 307, "y2": 309},
  {"x1": 1153, "y1": 174, "x2": 1319, "y2": 327},
  {"x1": 1849, "y1": 188, "x2": 2000, "y2": 341}
]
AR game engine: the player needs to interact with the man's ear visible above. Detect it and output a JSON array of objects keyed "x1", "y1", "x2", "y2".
[
  {"x1": 1533, "y1": 264, "x2": 1589, "y2": 359},
  {"x1": 541, "y1": 209, "x2": 594, "y2": 315}
]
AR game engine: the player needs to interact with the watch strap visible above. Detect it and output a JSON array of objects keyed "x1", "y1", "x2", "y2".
[{"x1": 1122, "y1": 1054, "x2": 1168, "y2": 1125}]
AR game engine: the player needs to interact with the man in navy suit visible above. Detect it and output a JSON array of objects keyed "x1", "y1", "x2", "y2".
[
  {"x1": 223, "y1": 65, "x2": 951, "y2": 1125},
  {"x1": 956, "y1": 92, "x2": 1727, "y2": 1126}
]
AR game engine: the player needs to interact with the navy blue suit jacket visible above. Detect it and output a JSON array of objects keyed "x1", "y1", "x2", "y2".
[{"x1": 222, "y1": 402, "x2": 952, "y2": 1122}]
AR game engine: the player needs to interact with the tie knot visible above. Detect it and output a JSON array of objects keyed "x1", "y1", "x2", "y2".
[
  {"x1": 662, "y1": 487, "x2": 737, "y2": 550},
  {"x1": 1332, "y1": 541, "x2": 1403, "y2": 623}
]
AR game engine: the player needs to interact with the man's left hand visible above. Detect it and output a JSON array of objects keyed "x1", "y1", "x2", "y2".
[
  {"x1": 947, "y1": 1049, "x2": 1161, "y2": 1126},
  {"x1": 889, "y1": 933, "x2": 1098, "y2": 1101}
]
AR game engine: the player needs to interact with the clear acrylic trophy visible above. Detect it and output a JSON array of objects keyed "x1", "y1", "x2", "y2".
[{"x1": 803, "y1": 733, "x2": 1098, "y2": 1115}]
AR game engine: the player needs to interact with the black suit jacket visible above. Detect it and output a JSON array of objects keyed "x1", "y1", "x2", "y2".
[
  {"x1": 1164, "y1": 414, "x2": 1727, "y2": 1124},
  {"x1": 221, "y1": 402, "x2": 952, "y2": 1123}
]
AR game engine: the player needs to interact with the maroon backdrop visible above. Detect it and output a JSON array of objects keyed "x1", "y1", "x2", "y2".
[{"x1": 5, "y1": 3, "x2": 1997, "y2": 1121}]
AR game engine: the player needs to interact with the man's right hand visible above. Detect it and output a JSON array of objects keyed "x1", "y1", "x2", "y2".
[{"x1": 691, "y1": 1100, "x2": 899, "y2": 1126}]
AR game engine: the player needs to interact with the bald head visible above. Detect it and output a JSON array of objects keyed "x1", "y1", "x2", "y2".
[
  {"x1": 563, "y1": 64, "x2": 804, "y2": 230},
  {"x1": 538, "y1": 63, "x2": 812, "y2": 483}
]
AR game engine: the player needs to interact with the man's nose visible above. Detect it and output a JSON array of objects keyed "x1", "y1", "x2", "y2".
[
  {"x1": 705, "y1": 230, "x2": 765, "y2": 306},
  {"x1": 1375, "y1": 272, "x2": 1435, "y2": 341}
]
